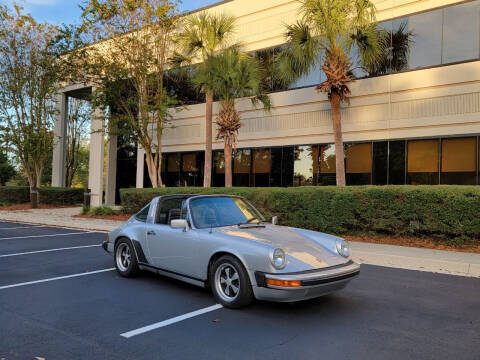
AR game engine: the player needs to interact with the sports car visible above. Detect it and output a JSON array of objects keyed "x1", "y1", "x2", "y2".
[{"x1": 102, "y1": 194, "x2": 360, "y2": 308}]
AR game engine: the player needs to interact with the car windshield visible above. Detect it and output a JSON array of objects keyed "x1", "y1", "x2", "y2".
[{"x1": 190, "y1": 197, "x2": 265, "y2": 229}]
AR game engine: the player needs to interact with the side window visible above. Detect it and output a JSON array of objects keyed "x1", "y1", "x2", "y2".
[
  {"x1": 135, "y1": 203, "x2": 151, "y2": 222},
  {"x1": 156, "y1": 198, "x2": 184, "y2": 225}
]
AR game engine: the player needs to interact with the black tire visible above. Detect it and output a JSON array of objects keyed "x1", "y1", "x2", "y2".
[
  {"x1": 210, "y1": 255, "x2": 253, "y2": 309},
  {"x1": 114, "y1": 238, "x2": 140, "y2": 278}
]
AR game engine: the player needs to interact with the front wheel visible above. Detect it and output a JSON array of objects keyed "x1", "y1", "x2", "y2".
[
  {"x1": 210, "y1": 255, "x2": 253, "y2": 309},
  {"x1": 115, "y1": 238, "x2": 140, "y2": 277}
]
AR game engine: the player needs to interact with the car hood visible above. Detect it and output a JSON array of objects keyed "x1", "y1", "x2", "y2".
[{"x1": 218, "y1": 225, "x2": 347, "y2": 269}]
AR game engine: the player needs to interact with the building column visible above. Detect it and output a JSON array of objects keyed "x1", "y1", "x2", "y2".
[
  {"x1": 88, "y1": 106, "x2": 105, "y2": 207},
  {"x1": 136, "y1": 146, "x2": 145, "y2": 188},
  {"x1": 52, "y1": 92, "x2": 67, "y2": 187},
  {"x1": 105, "y1": 131, "x2": 117, "y2": 206}
]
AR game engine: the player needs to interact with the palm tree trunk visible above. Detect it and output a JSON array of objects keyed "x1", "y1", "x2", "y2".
[
  {"x1": 330, "y1": 92, "x2": 346, "y2": 187},
  {"x1": 204, "y1": 92, "x2": 213, "y2": 188},
  {"x1": 224, "y1": 141, "x2": 233, "y2": 187}
]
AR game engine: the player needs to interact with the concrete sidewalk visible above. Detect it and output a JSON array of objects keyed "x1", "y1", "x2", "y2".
[
  {"x1": 0, "y1": 207, "x2": 479, "y2": 278},
  {"x1": 0, "y1": 207, "x2": 120, "y2": 232}
]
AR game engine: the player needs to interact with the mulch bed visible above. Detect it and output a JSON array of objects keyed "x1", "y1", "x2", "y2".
[
  {"x1": 0, "y1": 203, "x2": 78, "y2": 211},
  {"x1": 344, "y1": 234, "x2": 480, "y2": 254},
  {"x1": 74, "y1": 213, "x2": 132, "y2": 222}
]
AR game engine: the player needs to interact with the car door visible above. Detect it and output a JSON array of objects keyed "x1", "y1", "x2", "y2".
[{"x1": 146, "y1": 198, "x2": 200, "y2": 277}]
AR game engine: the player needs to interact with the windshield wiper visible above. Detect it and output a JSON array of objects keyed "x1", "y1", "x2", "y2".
[{"x1": 237, "y1": 217, "x2": 264, "y2": 226}]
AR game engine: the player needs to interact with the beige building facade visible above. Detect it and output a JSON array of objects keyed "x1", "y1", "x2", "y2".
[{"x1": 52, "y1": 0, "x2": 480, "y2": 205}]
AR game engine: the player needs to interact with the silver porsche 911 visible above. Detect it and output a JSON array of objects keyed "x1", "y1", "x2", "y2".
[{"x1": 102, "y1": 195, "x2": 360, "y2": 308}]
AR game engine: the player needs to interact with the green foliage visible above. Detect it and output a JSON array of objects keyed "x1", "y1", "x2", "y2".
[
  {"x1": 120, "y1": 186, "x2": 480, "y2": 242},
  {"x1": 0, "y1": 186, "x2": 30, "y2": 204},
  {"x1": 88, "y1": 206, "x2": 117, "y2": 216},
  {"x1": 0, "y1": 149, "x2": 15, "y2": 185},
  {"x1": 0, "y1": 186, "x2": 83, "y2": 205},
  {"x1": 277, "y1": 0, "x2": 381, "y2": 88},
  {"x1": 38, "y1": 187, "x2": 84, "y2": 205},
  {"x1": 78, "y1": 0, "x2": 183, "y2": 188},
  {"x1": 0, "y1": 5, "x2": 67, "y2": 190}
]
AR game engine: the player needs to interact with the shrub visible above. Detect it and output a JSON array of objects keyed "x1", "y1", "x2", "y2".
[
  {"x1": 120, "y1": 186, "x2": 480, "y2": 241},
  {"x1": 0, "y1": 186, "x2": 83, "y2": 205},
  {"x1": 38, "y1": 187, "x2": 83, "y2": 205},
  {"x1": 0, "y1": 186, "x2": 30, "y2": 204},
  {"x1": 88, "y1": 206, "x2": 117, "y2": 216}
]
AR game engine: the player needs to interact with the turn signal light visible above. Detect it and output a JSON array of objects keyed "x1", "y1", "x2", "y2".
[
  {"x1": 266, "y1": 278, "x2": 301, "y2": 287},
  {"x1": 106, "y1": 234, "x2": 110, "y2": 243}
]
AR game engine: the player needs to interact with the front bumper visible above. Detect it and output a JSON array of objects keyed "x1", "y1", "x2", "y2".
[{"x1": 252, "y1": 260, "x2": 360, "y2": 302}]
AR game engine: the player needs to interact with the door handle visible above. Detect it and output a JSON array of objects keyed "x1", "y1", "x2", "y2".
[{"x1": 147, "y1": 230, "x2": 156, "y2": 236}]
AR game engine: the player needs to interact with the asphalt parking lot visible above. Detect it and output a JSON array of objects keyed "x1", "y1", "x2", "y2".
[{"x1": 0, "y1": 221, "x2": 479, "y2": 360}]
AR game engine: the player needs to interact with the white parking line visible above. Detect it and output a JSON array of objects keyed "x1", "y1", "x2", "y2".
[
  {"x1": 0, "y1": 232, "x2": 92, "y2": 241},
  {"x1": 120, "y1": 304, "x2": 224, "y2": 339},
  {"x1": 0, "y1": 225, "x2": 44, "y2": 230},
  {"x1": 0, "y1": 244, "x2": 102, "y2": 258},
  {"x1": 0, "y1": 268, "x2": 115, "y2": 290}
]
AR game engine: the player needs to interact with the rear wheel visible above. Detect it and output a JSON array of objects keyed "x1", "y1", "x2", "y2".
[
  {"x1": 210, "y1": 255, "x2": 253, "y2": 309},
  {"x1": 115, "y1": 238, "x2": 139, "y2": 277}
]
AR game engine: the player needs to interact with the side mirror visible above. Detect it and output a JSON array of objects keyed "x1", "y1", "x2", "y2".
[
  {"x1": 271, "y1": 216, "x2": 278, "y2": 225},
  {"x1": 171, "y1": 219, "x2": 189, "y2": 231}
]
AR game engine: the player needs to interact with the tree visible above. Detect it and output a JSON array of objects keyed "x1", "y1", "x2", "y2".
[
  {"x1": 176, "y1": 11, "x2": 236, "y2": 187},
  {"x1": 79, "y1": 0, "x2": 181, "y2": 188},
  {"x1": 278, "y1": 0, "x2": 381, "y2": 186},
  {"x1": 0, "y1": 4, "x2": 62, "y2": 207},
  {"x1": 193, "y1": 47, "x2": 270, "y2": 187},
  {"x1": 65, "y1": 98, "x2": 90, "y2": 187}
]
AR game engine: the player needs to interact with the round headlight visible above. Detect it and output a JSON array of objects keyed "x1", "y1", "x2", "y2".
[
  {"x1": 271, "y1": 248, "x2": 286, "y2": 269},
  {"x1": 336, "y1": 239, "x2": 350, "y2": 258}
]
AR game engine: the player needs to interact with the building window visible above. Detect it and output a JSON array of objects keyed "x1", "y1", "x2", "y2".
[
  {"x1": 389, "y1": 141, "x2": 406, "y2": 185},
  {"x1": 407, "y1": 139, "x2": 439, "y2": 185},
  {"x1": 213, "y1": 151, "x2": 225, "y2": 187},
  {"x1": 165, "y1": 153, "x2": 180, "y2": 187},
  {"x1": 373, "y1": 142, "x2": 388, "y2": 185},
  {"x1": 318, "y1": 144, "x2": 336, "y2": 185},
  {"x1": 282, "y1": 147, "x2": 295, "y2": 187},
  {"x1": 406, "y1": 9, "x2": 443, "y2": 69},
  {"x1": 346, "y1": 143, "x2": 372, "y2": 185},
  {"x1": 270, "y1": 147, "x2": 283, "y2": 186},
  {"x1": 442, "y1": 1, "x2": 480, "y2": 64},
  {"x1": 253, "y1": 149, "x2": 271, "y2": 186},
  {"x1": 233, "y1": 149, "x2": 251, "y2": 187},
  {"x1": 294, "y1": 145, "x2": 318, "y2": 186},
  {"x1": 441, "y1": 137, "x2": 477, "y2": 185},
  {"x1": 180, "y1": 152, "x2": 202, "y2": 187}
]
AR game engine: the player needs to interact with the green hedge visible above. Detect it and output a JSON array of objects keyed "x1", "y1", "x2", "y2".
[
  {"x1": 0, "y1": 186, "x2": 84, "y2": 205},
  {"x1": 120, "y1": 186, "x2": 480, "y2": 241}
]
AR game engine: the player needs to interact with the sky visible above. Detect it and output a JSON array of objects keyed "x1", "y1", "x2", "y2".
[{"x1": 0, "y1": 0, "x2": 221, "y2": 24}]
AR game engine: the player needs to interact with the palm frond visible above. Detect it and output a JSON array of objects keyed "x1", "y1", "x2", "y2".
[{"x1": 276, "y1": 20, "x2": 321, "y2": 86}]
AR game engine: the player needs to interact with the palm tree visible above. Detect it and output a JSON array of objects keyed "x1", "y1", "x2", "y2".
[
  {"x1": 277, "y1": 0, "x2": 381, "y2": 186},
  {"x1": 193, "y1": 47, "x2": 271, "y2": 187},
  {"x1": 177, "y1": 12, "x2": 236, "y2": 188}
]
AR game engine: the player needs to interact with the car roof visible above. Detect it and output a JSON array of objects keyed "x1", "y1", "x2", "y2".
[{"x1": 154, "y1": 194, "x2": 243, "y2": 202}]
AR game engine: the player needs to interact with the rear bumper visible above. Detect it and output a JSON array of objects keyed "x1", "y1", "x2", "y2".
[
  {"x1": 102, "y1": 241, "x2": 114, "y2": 255},
  {"x1": 252, "y1": 260, "x2": 360, "y2": 302}
]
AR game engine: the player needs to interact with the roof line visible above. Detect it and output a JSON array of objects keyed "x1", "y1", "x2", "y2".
[{"x1": 66, "y1": 0, "x2": 235, "y2": 55}]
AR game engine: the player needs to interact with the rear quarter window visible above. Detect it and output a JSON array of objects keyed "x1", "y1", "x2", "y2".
[{"x1": 135, "y1": 203, "x2": 151, "y2": 222}]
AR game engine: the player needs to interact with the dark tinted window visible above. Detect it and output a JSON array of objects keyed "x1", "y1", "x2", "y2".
[
  {"x1": 389, "y1": 141, "x2": 406, "y2": 185},
  {"x1": 373, "y1": 142, "x2": 388, "y2": 185}
]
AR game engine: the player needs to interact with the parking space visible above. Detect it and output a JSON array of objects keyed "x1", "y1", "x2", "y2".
[{"x1": 0, "y1": 221, "x2": 479, "y2": 360}]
